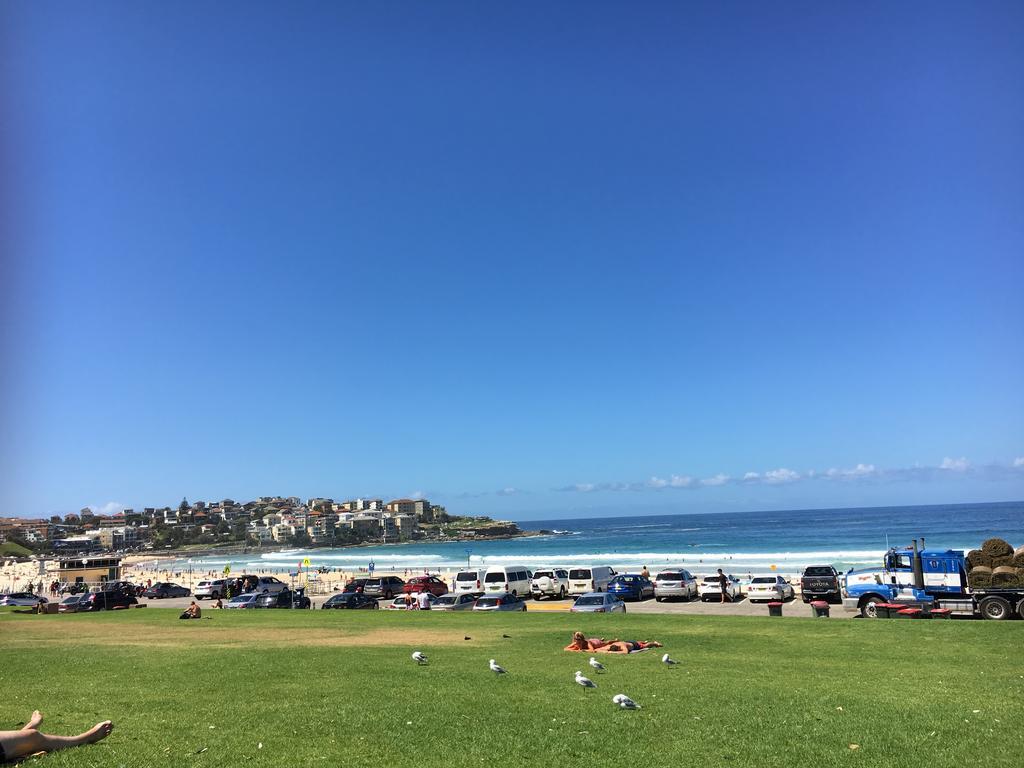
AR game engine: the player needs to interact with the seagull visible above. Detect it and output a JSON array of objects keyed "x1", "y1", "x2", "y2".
[
  {"x1": 575, "y1": 671, "x2": 598, "y2": 690},
  {"x1": 489, "y1": 659, "x2": 507, "y2": 676},
  {"x1": 588, "y1": 657, "x2": 605, "y2": 673},
  {"x1": 662, "y1": 653, "x2": 678, "y2": 666},
  {"x1": 613, "y1": 694, "x2": 641, "y2": 710},
  {"x1": 412, "y1": 651, "x2": 428, "y2": 665}
]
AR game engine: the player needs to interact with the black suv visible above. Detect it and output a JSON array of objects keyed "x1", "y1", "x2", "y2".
[
  {"x1": 800, "y1": 565, "x2": 841, "y2": 604},
  {"x1": 81, "y1": 585, "x2": 139, "y2": 611}
]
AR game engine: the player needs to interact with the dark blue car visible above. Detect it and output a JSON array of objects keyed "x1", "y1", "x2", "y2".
[{"x1": 607, "y1": 574, "x2": 655, "y2": 601}]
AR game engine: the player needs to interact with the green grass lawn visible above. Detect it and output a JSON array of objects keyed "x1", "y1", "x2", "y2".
[{"x1": 1, "y1": 608, "x2": 1021, "y2": 768}]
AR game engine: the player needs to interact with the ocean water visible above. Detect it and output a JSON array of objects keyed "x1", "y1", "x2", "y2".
[{"x1": 169, "y1": 500, "x2": 1024, "y2": 576}]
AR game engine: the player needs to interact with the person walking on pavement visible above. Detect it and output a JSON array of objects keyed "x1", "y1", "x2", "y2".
[{"x1": 717, "y1": 569, "x2": 730, "y2": 603}]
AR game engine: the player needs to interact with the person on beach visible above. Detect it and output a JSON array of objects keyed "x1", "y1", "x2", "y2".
[
  {"x1": 717, "y1": 569, "x2": 729, "y2": 603},
  {"x1": 0, "y1": 711, "x2": 113, "y2": 762},
  {"x1": 640, "y1": 565, "x2": 650, "y2": 579},
  {"x1": 179, "y1": 601, "x2": 201, "y2": 620}
]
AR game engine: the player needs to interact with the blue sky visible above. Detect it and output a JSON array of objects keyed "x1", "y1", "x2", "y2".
[{"x1": 2, "y1": 2, "x2": 1022, "y2": 520}]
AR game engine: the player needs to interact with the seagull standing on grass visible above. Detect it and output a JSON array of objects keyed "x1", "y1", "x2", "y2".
[
  {"x1": 588, "y1": 657, "x2": 605, "y2": 673},
  {"x1": 613, "y1": 694, "x2": 641, "y2": 710},
  {"x1": 489, "y1": 659, "x2": 507, "y2": 676},
  {"x1": 575, "y1": 671, "x2": 598, "y2": 691},
  {"x1": 662, "y1": 653, "x2": 678, "y2": 667},
  {"x1": 412, "y1": 651, "x2": 428, "y2": 665}
]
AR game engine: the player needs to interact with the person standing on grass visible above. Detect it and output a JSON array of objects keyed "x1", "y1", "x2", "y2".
[
  {"x1": 717, "y1": 569, "x2": 729, "y2": 603},
  {"x1": 0, "y1": 711, "x2": 113, "y2": 762},
  {"x1": 417, "y1": 591, "x2": 431, "y2": 610}
]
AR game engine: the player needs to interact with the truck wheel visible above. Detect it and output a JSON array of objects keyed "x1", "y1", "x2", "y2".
[
  {"x1": 979, "y1": 596, "x2": 1012, "y2": 620},
  {"x1": 559, "y1": 587, "x2": 566, "y2": 599},
  {"x1": 859, "y1": 596, "x2": 886, "y2": 618}
]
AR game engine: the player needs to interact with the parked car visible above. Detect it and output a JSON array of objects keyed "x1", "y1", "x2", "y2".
[
  {"x1": 0, "y1": 593, "x2": 48, "y2": 607},
  {"x1": 482, "y1": 566, "x2": 532, "y2": 597},
  {"x1": 472, "y1": 592, "x2": 528, "y2": 612},
  {"x1": 82, "y1": 587, "x2": 139, "y2": 611},
  {"x1": 385, "y1": 594, "x2": 438, "y2": 610},
  {"x1": 362, "y1": 576, "x2": 405, "y2": 599},
  {"x1": 256, "y1": 588, "x2": 311, "y2": 609},
  {"x1": 402, "y1": 576, "x2": 449, "y2": 597},
  {"x1": 342, "y1": 578, "x2": 371, "y2": 593},
  {"x1": 432, "y1": 593, "x2": 479, "y2": 611},
  {"x1": 252, "y1": 576, "x2": 288, "y2": 594},
  {"x1": 195, "y1": 579, "x2": 230, "y2": 600},
  {"x1": 58, "y1": 594, "x2": 91, "y2": 613},
  {"x1": 322, "y1": 593, "x2": 379, "y2": 610},
  {"x1": 530, "y1": 568, "x2": 570, "y2": 600},
  {"x1": 799, "y1": 565, "x2": 842, "y2": 604},
  {"x1": 567, "y1": 566, "x2": 616, "y2": 595},
  {"x1": 698, "y1": 574, "x2": 743, "y2": 602},
  {"x1": 143, "y1": 583, "x2": 191, "y2": 599},
  {"x1": 747, "y1": 575, "x2": 795, "y2": 602},
  {"x1": 570, "y1": 592, "x2": 626, "y2": 613},
  {"x1": 454, "y1": 568, "x2": 488, "y2": 596},
  {"x1": 607, "y1": 574, "x2": 655, "y2": 601},
  {"x1": 224, "y1": 593, "x2": 261, "y2": 609},
  {"x1": 654, "y1": 569, "x2": 699, "y2": 602}
]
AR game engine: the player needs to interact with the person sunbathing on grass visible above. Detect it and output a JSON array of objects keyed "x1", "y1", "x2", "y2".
[
  {"x1": 596, "y1": 639, "x2": 663, "y2": 654},
  {"x1": 0, "y1": 711, "x2": 113, "y2": 763},
  {"x1": 565, "y1": 631, "x2": 611, "y2": 651}
]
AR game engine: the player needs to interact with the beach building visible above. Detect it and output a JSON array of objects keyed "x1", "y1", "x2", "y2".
[{"x1": 58, "y1": 555, "x2": 123, "y2": 586}]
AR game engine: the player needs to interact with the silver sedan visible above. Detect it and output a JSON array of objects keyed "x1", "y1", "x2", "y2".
[
  {"x1": 433, "y1": 593, "x2": 478, "y2": 611},
  {"x1": 570, "y1": 592, "x2": 626, "y2": 613}
]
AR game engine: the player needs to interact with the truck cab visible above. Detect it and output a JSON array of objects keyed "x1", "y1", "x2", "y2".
[{"x1": 843, "y1": 542, "x2": 967, "y2": 617}]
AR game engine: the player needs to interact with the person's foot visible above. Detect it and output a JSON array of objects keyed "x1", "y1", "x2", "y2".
[
  {"x1": 83, "y1": 721, "x2": 114, "y2": 744},
  {"x1": 26, "y1": 710, "x2": 43, "y2": 730}
]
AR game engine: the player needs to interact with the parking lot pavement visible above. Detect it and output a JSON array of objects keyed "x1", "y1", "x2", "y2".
[{"x1": 140, "y1": 594, "x2": 849, "y2": 618}]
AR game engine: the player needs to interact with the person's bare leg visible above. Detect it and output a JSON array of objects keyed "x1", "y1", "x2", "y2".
[
  {"x1": 0, "y1": 721, "x2": 113, "y2": 760},
  {"x1": 26, "y1": 710, "x2": 43, "y2": 729}
]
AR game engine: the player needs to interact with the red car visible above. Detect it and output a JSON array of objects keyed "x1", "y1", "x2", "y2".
[{"x1": 402, "y1": 576, "x2": 449, "y2": 597}]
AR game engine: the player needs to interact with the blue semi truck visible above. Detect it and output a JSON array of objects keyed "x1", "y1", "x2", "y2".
[{"x1": 842, "y1": 538, "x2": 1024, "y2": 620}]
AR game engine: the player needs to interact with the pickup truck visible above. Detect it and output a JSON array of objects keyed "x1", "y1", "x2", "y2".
[{"x1": 800, "y1": 565, "x2": 841, "y2": 604}]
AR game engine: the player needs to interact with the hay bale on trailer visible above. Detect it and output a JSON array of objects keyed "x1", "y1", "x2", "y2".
[
  {"x1": 980, "y1": 538, "x2": 1014, "y2": 558},
  {"x1": 991, "y1": 566, "x2": 1024, "y2": 587},
  {"x1": 1013, "y1": 546, "x2": 1024, "y2": 568},
  {"x1": 966, "y1": 550, "x2": 993, "y2": 569},
  {"x1": 968, "y1": 565, "x2": 993, "y2": 588}
]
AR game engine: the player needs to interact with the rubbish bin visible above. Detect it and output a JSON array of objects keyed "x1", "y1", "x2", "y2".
[
  {"x1": 810, "y1": 600, "x2": 830, "y2": 618},
  {"x1": 876, "y1": 603, "x2": 902, "y2": 618},
  {"x1": 768, "y1": 601, "x2": 783, "y2": 617}
]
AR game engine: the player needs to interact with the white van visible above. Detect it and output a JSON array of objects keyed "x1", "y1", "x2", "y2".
[
  {"x1": 568, "y1": 566, "x2": 615, "y2": 595},
  {"x1": 454, "y1": 568, "x2": 488, "y2": 595},
  {"x1": 482, "y1": 566, "x2": 532, "y2": 597}
]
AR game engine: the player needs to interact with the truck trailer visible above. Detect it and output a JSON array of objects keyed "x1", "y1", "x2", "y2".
[{"x1": 842, "y1": 538, "x2": 1024, "y2": 620}]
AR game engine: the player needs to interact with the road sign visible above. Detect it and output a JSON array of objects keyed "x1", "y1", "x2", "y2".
[
  {"x1": 223, "y1": 564, "x2": 231, "y2": 575},
  {"x1": 368, "y1": 560, "x2": 375, "y2": 573},
  {"x1": 302, "y1": 558, "x2": 311, "y2": 567}
]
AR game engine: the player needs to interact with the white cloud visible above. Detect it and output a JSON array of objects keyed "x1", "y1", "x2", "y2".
[
  {"x1": 764, "y1": 468, "x2": 801, "y2": 484},
  {"x1": 495, "y1": 487, "x2": 519, "y2": 496},
  {"x1": 939, "y1": 457, "x2": 970, "y2": 471},
  {"x1": 647, "y1": 475, "x2": 694, "y2": 489},
  {"x1": 825, "y1": 463, "x2": 877, "y2": 480},
  {"x1": 1014, "y1": 457, "x2": 1024, "y2": 468},
  {"x1": 86, "y1": 501, "x2": 125, "y2": 517},
  {"x1": 700, "y1": 473, "x2": 730, "y2": 487},
  {"x1": 744, "y1": 469, "x2": 800, "y2": 484}
]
